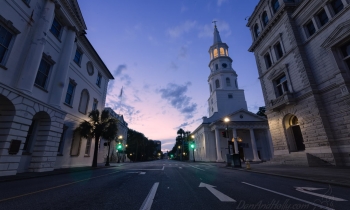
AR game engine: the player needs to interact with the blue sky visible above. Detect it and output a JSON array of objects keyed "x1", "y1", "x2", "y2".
[{"x1": 79, "y1": 0, "x2": 262, "y2": 151}]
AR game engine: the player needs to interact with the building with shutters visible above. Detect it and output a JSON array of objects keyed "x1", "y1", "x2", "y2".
[{"x1": 0, "y1": 0, "x2": 114, "y2": 176}]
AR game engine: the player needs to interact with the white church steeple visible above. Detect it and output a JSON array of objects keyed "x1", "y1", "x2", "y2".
[{"x1": 207, "y1": 24, "x2": 247, "y2": 118}]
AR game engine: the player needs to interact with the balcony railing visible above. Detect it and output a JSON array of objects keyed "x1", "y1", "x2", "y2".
[{"x1": 269, "y1": 92, "x2": 295, "y2": 111}]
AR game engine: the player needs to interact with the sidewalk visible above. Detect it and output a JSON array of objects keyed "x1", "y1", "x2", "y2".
[
  {"x1": 0, "y1": 163, "x2": 125, "y2": 183},
  {"x1": 225, "y1": 162, "x2": 350, "y2": 188}
]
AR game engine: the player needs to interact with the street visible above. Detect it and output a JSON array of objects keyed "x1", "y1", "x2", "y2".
[{"x1": 0, "y1": 160, "x2": 349, "y2": 210}]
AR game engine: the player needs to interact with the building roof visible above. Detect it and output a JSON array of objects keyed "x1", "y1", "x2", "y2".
[{"x1": 213, "y1": 25, "x2": 222, "y2": 44}]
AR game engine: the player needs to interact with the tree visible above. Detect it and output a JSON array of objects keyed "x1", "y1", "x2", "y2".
[
  {"x1": 75, "y1": 110, "x2": 118, "y2": 167},
  {"x1": 256, "y1": 106, "x2": 267, "y2": 118}
]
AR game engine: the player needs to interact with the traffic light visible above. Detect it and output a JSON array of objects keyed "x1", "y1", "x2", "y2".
[
  {"x1": 190, "y1": 142, "x2": 195, "y2": 149},
  {"x1": 222, "y1": 131, "x2": 227, "y2": 138},
  {"x1": 116, "y1": 143, "x2": 123, "y2": 151}
]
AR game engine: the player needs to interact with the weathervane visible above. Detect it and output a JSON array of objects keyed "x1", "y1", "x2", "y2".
[{"x1": 212, "y1": 20, "x2": 218, "y2": 27}]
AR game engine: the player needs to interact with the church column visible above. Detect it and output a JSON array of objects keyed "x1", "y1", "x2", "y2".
[
  {"x1": 17, "y1": 0, "x2": 56, "y2": 93},
  {"x1": 49, "y1": 27, "x2": 76, "y2": 107},
  {"x1": 250, "y1": 128, "x2": 260, "y2": 161},
  {"x1": 214, "y1": 128, "x2": 224, "y2": 162},
  {"x1": 232, "y1": 128, "x2": 239, "y2": 154}
]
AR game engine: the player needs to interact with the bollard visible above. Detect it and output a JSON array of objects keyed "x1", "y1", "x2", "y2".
[{"x1": 246, "y1": 161, "x2": 251, "y2": 170}]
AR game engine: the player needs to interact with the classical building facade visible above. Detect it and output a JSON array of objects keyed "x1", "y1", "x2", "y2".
[
  {"x1": 190, "y1": 25, "x2": 273, "y2": 162},
  {"x1": 0, "y1": 0, "x2": 113, "y2": 176},
  {"x1": 98, "y1": 107, "x2": 129, "y2": 163},
  {"x1": 247, "y1": 0, "x2": 350, "y2": 166}
]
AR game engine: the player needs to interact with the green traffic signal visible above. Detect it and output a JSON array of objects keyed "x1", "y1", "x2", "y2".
[
  {"x1": 190, "y1": 143, "x2": 195, "y2": 149},
  {"x1": 117, "y1": 143, "x2": 123, "y2": 150}
]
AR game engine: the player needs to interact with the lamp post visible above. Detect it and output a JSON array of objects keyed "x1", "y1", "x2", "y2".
[{"x1": 224, "y1": 117, "x2": 230, "y2": 154}]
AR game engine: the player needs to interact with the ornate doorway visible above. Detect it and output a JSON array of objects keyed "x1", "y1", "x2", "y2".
[{"x1": 284, "y1": 114, "x2": 305, "y2": 152}]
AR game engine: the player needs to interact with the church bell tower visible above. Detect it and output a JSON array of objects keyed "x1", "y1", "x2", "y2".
[{"x1": 207, "y1": 23, "x2": 247, "y2": 118}]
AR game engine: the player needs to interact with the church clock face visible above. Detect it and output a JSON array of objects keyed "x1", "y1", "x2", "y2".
[{"x1": 222, "y1": 63, "x2": 227, "y2": 68}]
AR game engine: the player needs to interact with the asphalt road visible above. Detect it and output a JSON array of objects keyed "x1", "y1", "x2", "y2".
[{"x1": 0, "y1": 160, "x2": 349, "y2": 210}]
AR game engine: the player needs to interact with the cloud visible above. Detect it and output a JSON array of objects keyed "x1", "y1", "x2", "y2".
[
  {"x1": 170, "y1": 62, "x2": 178, "y2": 70},
  {"x1": 178, "y1": 46, "x2": 187, "y2": 58},
  {"x1": 120, "y1": 74, "x2": 132, "y2": 86},
  {"x1": 198, "y1": 20, "x2": 231, "y2": 38},
  {"x1": 217, "y1": 0, "x2": 228, "y2": 6},
  {"x1": 167, "y1": 20, "x2": 197, "y2": 38},
  {"x1": 108, "y1": 65, "x2": 128, "y2": 91},
  {"x1": 158, "y1": 82, "x2": 197, "y2": 119}
]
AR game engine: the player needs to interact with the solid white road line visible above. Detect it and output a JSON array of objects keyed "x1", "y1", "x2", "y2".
[
  {"x1": 189, "y1": 165, "x2": 205, "y2": 171},
  {"x1": 295, "y1": 187, "x2": 347, "y2": 201},
  {"x1": 129, "y1": 166, "x2": 164, "y2": 171},
  {"x1": 140, "y1": 172, "x2": 146, "y2": 175},
  {"x1": 242, "y1": 182, "x2": 334, "y2": 210},
  {"x1": 139, "y1": 182, "x2": 159, "y2": 210}
]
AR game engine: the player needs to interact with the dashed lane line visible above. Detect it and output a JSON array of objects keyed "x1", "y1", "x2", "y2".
[{"x1": 189, "y1": 165, "x2": 205, "y2": 171}]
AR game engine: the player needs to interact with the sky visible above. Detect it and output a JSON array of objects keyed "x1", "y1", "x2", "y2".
[{"x1": 79, "y1": 0, "x2": 262, "y2": 152}]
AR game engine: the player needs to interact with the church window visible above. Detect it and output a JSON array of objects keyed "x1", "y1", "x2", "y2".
[
  {"x1": 264, "y1": 53, "x2": 272, "y2": 69},
  {"x1": 210, "y1": 84, "x2": 212, "y2": 92},
  {"x1": 235, "y1": 79, "x2": 238, "y2": 88},
  {"x1": 226, "y1": 78, "x2": 231, "y2": 86},
  {"x1": 215, "y1": 79, "x2": 220, "y2": 88},
  {"x1": 331, "y1": 0, "x2": 344, "y2": 15},
  {"x1": 211, "y1": 98, "x2": 213, "y2": 104},
  {"x1": 220, "y1": 47, "x2": 225, "y2": 56},
  {"x1": 275, "y1": 74, "x2": 289, "y2": 96},
  {"x1": 254, "y1": 24, "x2": 260, "y2": 38},
  {"x1": 78, "y1": 89, "x2": 90, "y2": 114},
  {"x1": 228, "y1": 94, "x2": 233, "y2": 99},
  {"x1": 222, "y1": 63, "x2": 227, "y2": 68},
  {"x1": 213, "y1": 49, "x2": 218, "y2": 58},
  {"x1": 341, "y1": 41, "x2": 350, "y2": 70},
  {"x1": 262, "y1": 12, "x2": 269, "y2": 26},
  {"x1": 271, "y1": 0, "x2": 280, "y2": 14},
  {"x1": 317, "y1": 9, "x2": 329, "y2": 27},
  {"x1": 215, "y1": 64, "x2": 218, "y2": 70},
  {"x1": 274, "y1": 42, "x2": 284, "y2": 60}
]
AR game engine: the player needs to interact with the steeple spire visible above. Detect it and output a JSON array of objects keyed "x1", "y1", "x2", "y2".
[{"x1": 212, "y1": 21, "x2": 222, "y2": 44}]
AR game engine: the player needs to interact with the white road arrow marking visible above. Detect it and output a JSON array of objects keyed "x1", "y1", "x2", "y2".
[
  {"x1": 199, "y1": 182, "x2": 236, "y2": 202},
  {"x1": 295, "y1": 187, "x2": 347, "y2": 201}
]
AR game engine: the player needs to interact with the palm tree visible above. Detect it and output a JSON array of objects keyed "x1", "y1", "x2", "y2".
[{"x1": 76, "y1": 109, "x2": 118, "y2": 167}]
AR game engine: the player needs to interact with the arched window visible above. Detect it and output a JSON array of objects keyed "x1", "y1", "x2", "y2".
[
  {"x1": 272, "y1": 0, "x2": 280, "y2": 13},
  {"x1": 215, "y1": 64, "x2": 218, "y2": 70},
  {"x1": 254, "y1": 24, "x2": 260, "y2": 38},
  {"x1": 215, "y1": 79, "x2": 220, "y2": 88},
  {"x1": 213, "y1": 49, "x2": 218, "y2": 58},
  {"x1": 262, "y1": 11, "x2": 269, "y2": 26},
  {"x1": 210, "y1": 84, "x2": 212, "y2": 92},
  {"x1": 220, "y1": 47, "x2": 225, "y2": 56},
  {"x1": 226, "y1": 78, "x2": 231, "y2": 86},
  {"x1": 78, "y1": 89, "x2": 90, "y2": 114}
]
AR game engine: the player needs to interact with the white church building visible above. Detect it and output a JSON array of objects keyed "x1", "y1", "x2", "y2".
[{"x1": 190, "y1": 25, "x2": 273, "y2": 162}]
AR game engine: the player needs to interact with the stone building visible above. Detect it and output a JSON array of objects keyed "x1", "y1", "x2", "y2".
[
  {"x1": 190, "y1": 25, "x2": 273, "y2": 162},
  {"x1": 98, "y1": 107, "x2": 129, "y2": 163},
  {"x1": 247, "y1": 0, "x2": 350, "y2": 166},
  {"x1": 0, "y1": 0, "x2": 113, "y2": 176}
]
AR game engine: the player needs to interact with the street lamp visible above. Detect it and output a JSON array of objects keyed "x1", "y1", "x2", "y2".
[{"x1": 224, "y1": 117, "x2": 230, "y2": 154}]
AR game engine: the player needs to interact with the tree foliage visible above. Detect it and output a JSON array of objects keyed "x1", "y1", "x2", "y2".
[
  {"x1": 75, "y1": 109, "x2": 118, "y2": 167},
  {"x1": 256, "y1": 106, "x2": 267, "y2": 118},
  {"x1": 125, "y1": 129, "x2": 160, "y2": 161}
]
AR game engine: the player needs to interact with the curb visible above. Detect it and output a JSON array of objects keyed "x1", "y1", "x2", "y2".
[
  {"x1": 0, "y1": 165, "x2": 118, "y2": 183},
  {"x1": 225, "y1": 167, "x2": 350, "y2": 188}
]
